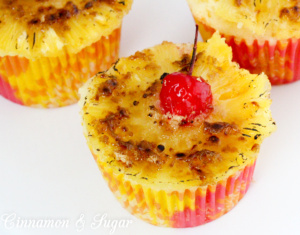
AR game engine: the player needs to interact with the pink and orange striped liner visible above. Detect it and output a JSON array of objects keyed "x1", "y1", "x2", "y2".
[
  {"x1": 0, "y1": 27, "x2": 121, "y2": 108},
  {"x1": 93, "y1": 150, "x2": 256, "y2": 228},
  {"x1": 197, "y1": 22, "x2": 300, "y2": 85}
]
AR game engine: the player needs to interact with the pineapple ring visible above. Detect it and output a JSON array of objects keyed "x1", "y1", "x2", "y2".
[
  {"x1": 79, "y1": 33, "x2": 276, "y2": 189},
  {"x1": 0, "y1": 0, "x2": 132, "y2": 59}
]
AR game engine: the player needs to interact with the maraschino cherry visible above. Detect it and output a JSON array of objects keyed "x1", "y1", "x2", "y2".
[{"x1": 160, "y1": 25, "x2": 213, "y2": 121}]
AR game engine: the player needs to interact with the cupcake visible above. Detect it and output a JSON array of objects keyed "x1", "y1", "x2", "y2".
[
  {"x1": 186, "y1": 0, "x2": 300, "y2": 85},
  {"x1": 79, "y1": 33, "x2": 275, "y2": 227},
  {"x1": 0, "y1": 0, "x2": 132, "y2": 108}
]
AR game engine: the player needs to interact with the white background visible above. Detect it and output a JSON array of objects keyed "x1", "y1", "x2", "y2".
[{"x1": 1, "y1": 1, "x2": 300, "y2": 235}]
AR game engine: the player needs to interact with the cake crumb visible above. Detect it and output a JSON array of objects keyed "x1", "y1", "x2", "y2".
[{"x1": 237, "y1": 22, "x2": 243, "y2": 29}]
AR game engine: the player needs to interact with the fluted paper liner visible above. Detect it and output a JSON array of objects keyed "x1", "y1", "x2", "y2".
[
  {"x1": 0, "y1": 27, "x2": 121, "y2": 108},
  {"x1": 93, "y1": 150, "x2": 256, "y2": 228}
]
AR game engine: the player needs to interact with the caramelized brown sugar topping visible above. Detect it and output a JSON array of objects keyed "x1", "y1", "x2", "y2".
[
  {"x1": 80, "y1": 34, "x2": 275, "y2": 186},
  {"x1": 235, "y1": 0, "x2": 300, "y2": 22},
  {"x1": 187, "y1": 0, "x2": 300, "y2": 40},
  {"x1": 2, "y1": 0, "x2": 119, "y2": 28},
  {"x1": 0, "y1": 0, "x2": 132, "y2": 58},
  {"x1": 280, "y1": 4, "x2": 300, "y2": 21}
]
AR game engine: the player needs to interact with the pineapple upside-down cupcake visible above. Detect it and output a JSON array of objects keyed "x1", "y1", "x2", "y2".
[
  {"x1": 0, "y1": 0, "x2": 132, "y2": 108},
  {"x1": 186, "y1": 0, "x2": 300, "y2": 85},
  {"x1": 79, "y1": 32, "x2": 276, "y2": 227}
]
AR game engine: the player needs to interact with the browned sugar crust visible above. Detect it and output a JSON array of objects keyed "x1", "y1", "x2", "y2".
[
  {"x1": 91, "y1": 53, "x2": 250, "y2": 179},
  {"x1": 236, "y1": 0, "x2": 300, "y2": 22},
  {"x1": 1, "y1": 0, "x2": 124, "y2": 29},
  {"x1": 280, "y1": 5, "x2": 300, "y2": 21}
]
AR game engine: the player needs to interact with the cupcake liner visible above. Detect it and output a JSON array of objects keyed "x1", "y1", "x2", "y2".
[
  {"x1": 0, "y1": 27, "x2": 121, "y2": 108},
  {"x1": 93, "y1": 150, "x2": 256, "y2": 228},
  {"x1": 0, "y1": 73, "x2": 23, "y2": 105},
  {"x1": 196, "y1": 21, "x2": 300, "y2": 85}
]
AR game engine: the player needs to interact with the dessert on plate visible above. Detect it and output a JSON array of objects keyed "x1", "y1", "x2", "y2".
[
  {"x1": 0, "y1": 0, "x2": 132, "y2": 107},
  {"x1": 186, "y1": 0, "x2": 300, "y2": 85},
  {"x1": 79, "y1": 31, "x2": 276, "y2": 227}
]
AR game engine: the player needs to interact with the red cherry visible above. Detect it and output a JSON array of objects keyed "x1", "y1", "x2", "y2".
[
  {"x1": 160, "y1": 72, "x2": 213, "y2": 120},
  {"x1": 159, "y1": 25, "x2": 213, "y2": 121}
]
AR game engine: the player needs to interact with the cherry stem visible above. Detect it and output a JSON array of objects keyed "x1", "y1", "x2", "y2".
[{"x1": 188, "y1": 25, "x2": 199, "y2": 76}]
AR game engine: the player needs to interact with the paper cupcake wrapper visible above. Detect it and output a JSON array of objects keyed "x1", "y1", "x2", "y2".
[
  {"x1": 94, "y1": 151, "x2": 256, "y2": 228},
  {"x1": 0, "y1": 27, "x2": 121, "y2": 108},
  {"x1": 196, "y1": 21, "x2": 300, "y2": 85}
]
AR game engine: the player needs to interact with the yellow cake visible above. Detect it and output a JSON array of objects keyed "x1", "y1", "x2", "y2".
[
  {"x1": 0, "y1": 0, "x2": 132, "y2": 107},
  {"x1": 186, "y1": 0, "x2": 300, "y2": 84},
  {"x1": 79, "y1": 33, "x2": 276, "y2": 227}
]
